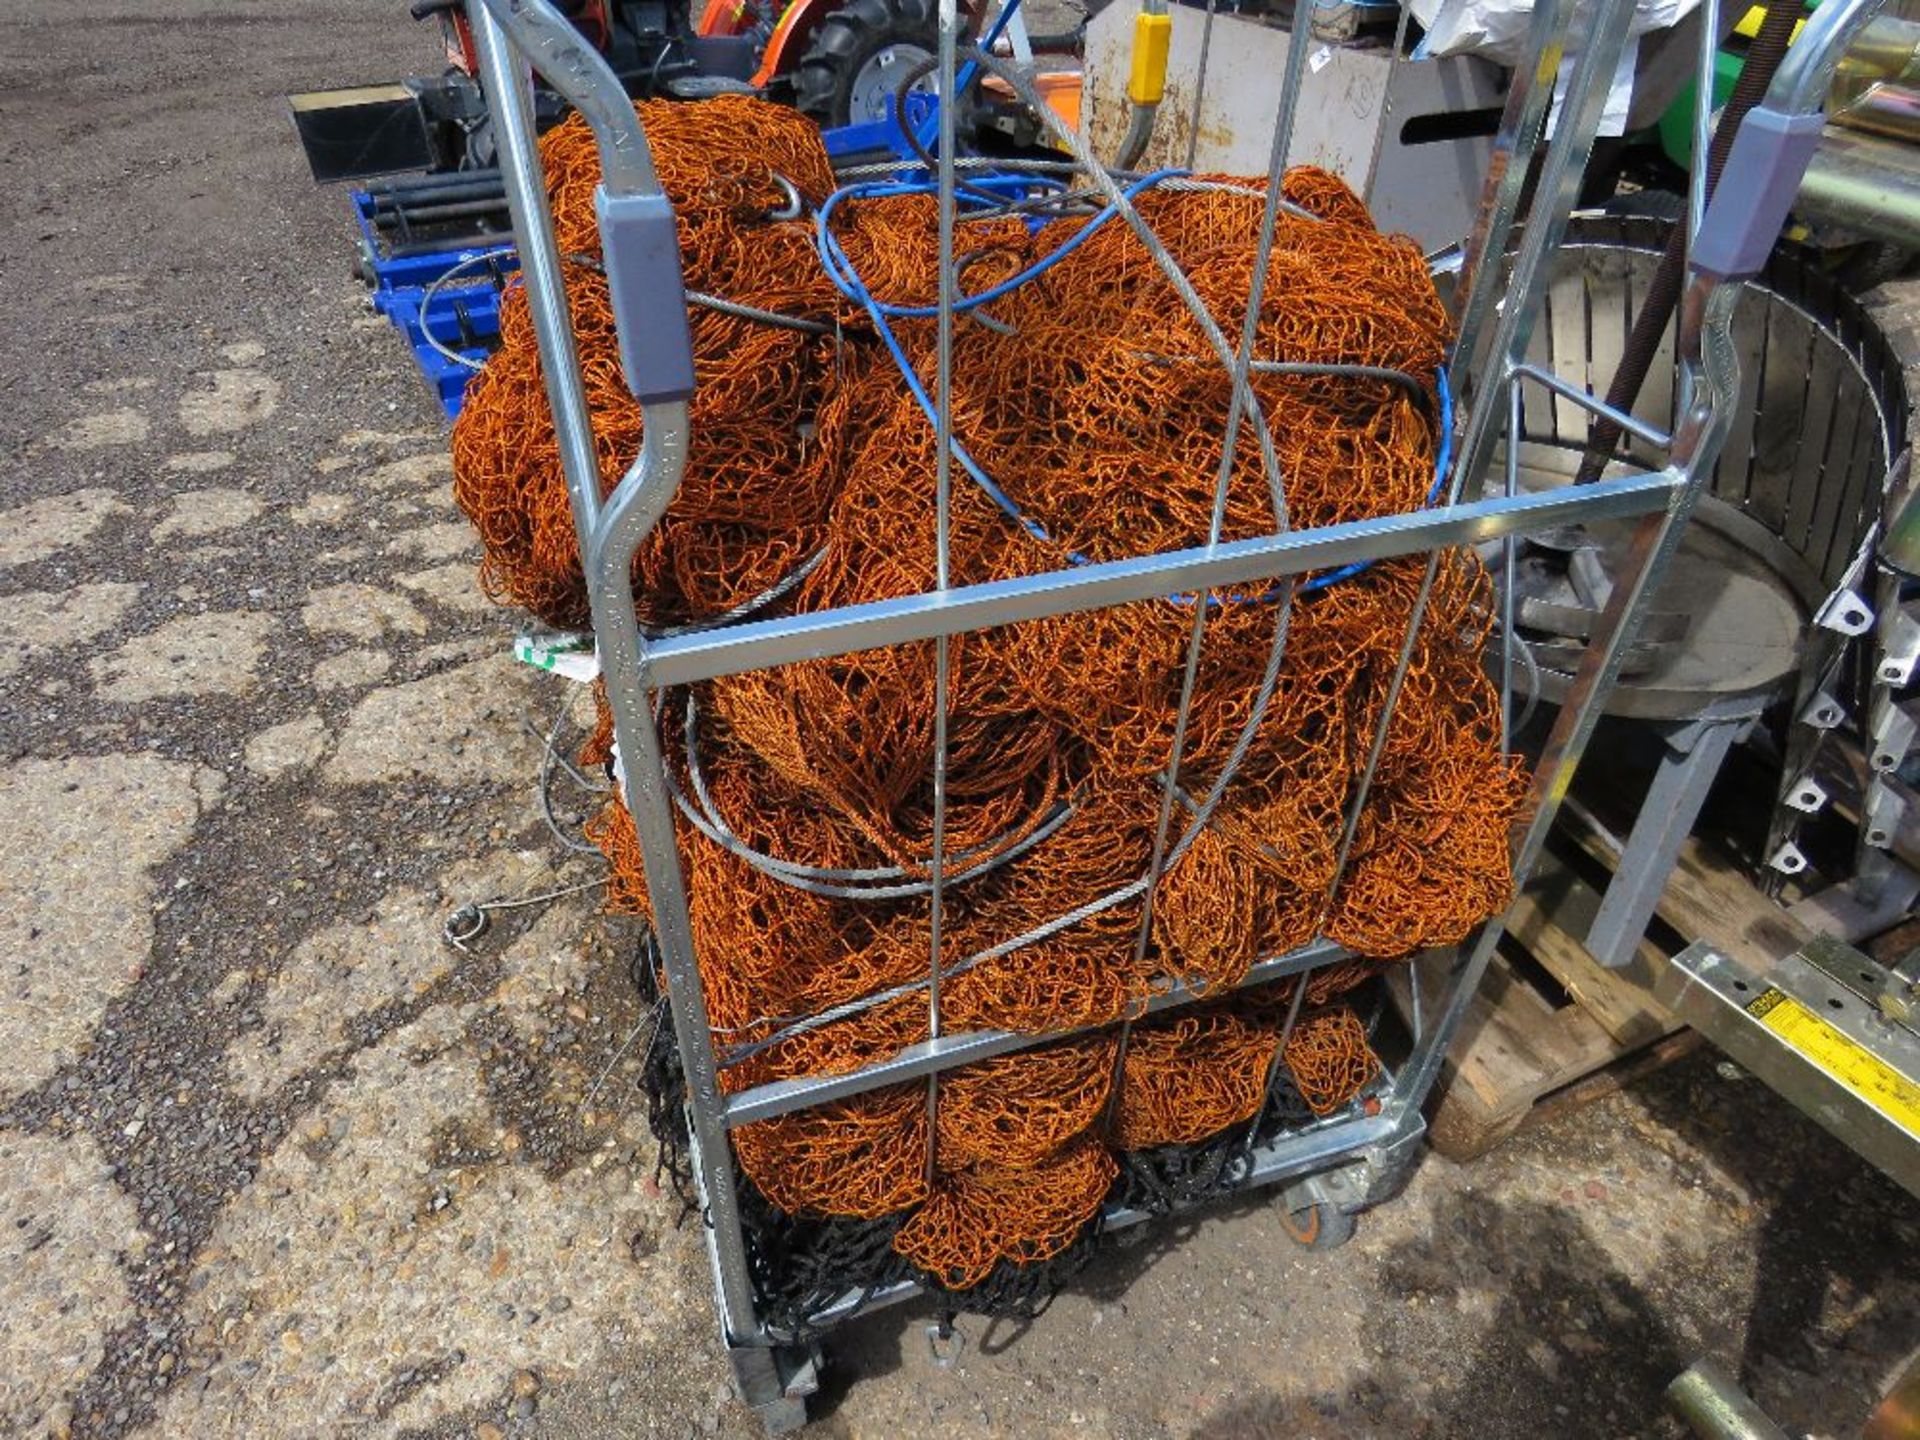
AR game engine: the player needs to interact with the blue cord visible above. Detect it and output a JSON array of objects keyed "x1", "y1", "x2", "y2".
[
  {"x1": 816, "y1": 168, "x2": 1186, "y2": 318},
  {"x1": 813, "y1": 169, "x2": 1184, "y2": 556},
  {"x1": 812, "y1": 169, "x2": 1457, "y2": 600}
]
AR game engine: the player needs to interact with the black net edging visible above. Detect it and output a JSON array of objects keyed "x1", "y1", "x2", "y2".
[{"x1": 630, "y1": 934, "x2": 1374, "y2": 1341}]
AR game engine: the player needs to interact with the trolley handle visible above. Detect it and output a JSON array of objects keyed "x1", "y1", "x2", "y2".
[
  {"x1": 1693, "y1": 0, "x2": 1887, "y2": 282},
  {"x1": 476, "y1": 0, "x2": 696, "y2": 406}
]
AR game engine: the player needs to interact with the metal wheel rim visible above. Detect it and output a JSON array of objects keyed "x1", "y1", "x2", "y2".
[{"x1": 848, "y1": 42, "x2": 936, "y2": 124}]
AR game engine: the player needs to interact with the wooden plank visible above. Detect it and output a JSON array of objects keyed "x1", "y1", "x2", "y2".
[
  {"x1": 1529, "y1": 1029, "x2": 1703, "y2": 1129},
  {"x1": 1425, "y1": 949, "x2": 1678, "y2": 1162},
  {"x1": 1446, "y1": 949, "x2": 1626, "y2": 1115},
  {"x1": 1666, "y1": 839, "x2": 1813, "y2": 969},
  {"x1": 1418, "y1": 808, "x2": 1796, "y2": 1162},
  {"x1": 1507, "y1": 848, "x2": 1680, "y2": 1048}
]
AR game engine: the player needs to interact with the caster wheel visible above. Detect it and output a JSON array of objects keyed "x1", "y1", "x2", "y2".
[{"x1": 1279, "y1": 1200, "x2": 1355, "y2": 1252}]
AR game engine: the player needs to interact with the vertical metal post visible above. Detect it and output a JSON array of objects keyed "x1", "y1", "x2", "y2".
[
  {"x1": 1500, "y1": 376, "x2": 1522, "y2": 748},
  {"x1": 1110, "y1": 0, "x2": 1315, "y2": 1121},
  {"x1": 1688, "y1": 0, "x2": 1725, "y2": 243},
  {"x1": 1361, "y1": 0, "x2": 1419, "y2": 207},
  {"x1": 1449, "y1": 0, "x2": 1569, "y2": 383},
  {"x1": 1184, "y1": 0, "x2": 1220, "y2": 170},
  {"x1": 1321, "y1": 0, "x2": 1640, "y2": 931},
  {"x1": 924, "y1": 0, "x2": 961, "y2": 1181},
  {"x1": 1395, "y1": 273, "x2": 1743, "y2": 1115},
  {"x1": 1584, "y1": 716, "x2": 1745, "y2": 969},
  {"x1": 469, "y1": 11, "x2": 603, "y2": 544},
  {"x1": 468, "y1": 0, "x2": 765, "y2": 1358}
]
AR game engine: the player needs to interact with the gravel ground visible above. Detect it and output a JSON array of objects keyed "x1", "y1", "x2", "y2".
[{"x1": 2, "y1": 4, "x2": 1918, "y2": 1439}]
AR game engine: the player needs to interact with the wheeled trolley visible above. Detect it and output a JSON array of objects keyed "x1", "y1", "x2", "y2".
[{"x1": 458, "y1": 0, "x2": 1884, "y2": 1426}]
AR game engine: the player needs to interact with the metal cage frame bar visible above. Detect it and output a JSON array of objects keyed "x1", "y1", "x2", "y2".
[{"x1": 462, "y1": 0, "x2": 1882, "y2": 1424}]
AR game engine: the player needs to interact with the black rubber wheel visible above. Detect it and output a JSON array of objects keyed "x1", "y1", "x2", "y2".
[
  {"x1": 1832, "y1": 240, "x2": 1915, "y2": 294},
  {"x1": 1278, "y1": 1200, "x2": 1356, "y2": 1252},
  {"x1": 790, "y1": 0, "x2": 939, "y2": 129}
]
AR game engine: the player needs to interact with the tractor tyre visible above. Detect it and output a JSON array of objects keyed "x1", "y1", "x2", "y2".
[{"x1": 790, "y1": 0, "x2": 940, "y2": 130}]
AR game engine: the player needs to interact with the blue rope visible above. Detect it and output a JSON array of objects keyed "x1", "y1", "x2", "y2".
[
  {"x1": 816, "y1": 168, "x2": 1187, "y2": 318},
  {"x1": 810, "y1": 171, "x2": 1456, "y2": 600}
]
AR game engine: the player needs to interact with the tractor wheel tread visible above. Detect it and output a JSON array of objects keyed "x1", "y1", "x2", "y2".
[{"x1": 788, "y1": 0, "x2": 941, "y2": 128}]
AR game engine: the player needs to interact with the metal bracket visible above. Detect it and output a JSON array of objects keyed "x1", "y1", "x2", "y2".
[
  {"x1": 1815, "y1": 585, "x2": 1876, "y2": 636},
  {"x1": 1283, "y1": 1161, "x2": 1364, "y2": 1216},
  {"x1": 1785, "y1": 862, "x2": 1920, "y2": 943},
  {"x1": 925, "y1": 1317, "x2": 968, "y2": 1369},
  {"x1": 1871, "y1": 695, "x2": 1917, "y2": 773},
  {"x1": 1768, "y1": 840, "x2": 1810, "y2": 875},
  {"x1": 1785, "y1": 774, "x2": 1830, "y2": 814},
  {"x1": 1353, "y1": 1126, "x2": 1425, "y2": 1204},
  {"x1": 1799, "y1": 688, "x2": 1848, "y2": 730},
  {"x1": 1880, "y1": 601, "x2": 1920, "y2": 688},
  {"x1": 1865, "y1": 776, "x2": 1910, "y2": 849}
]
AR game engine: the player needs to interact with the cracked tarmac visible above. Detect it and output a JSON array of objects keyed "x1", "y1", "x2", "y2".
[{"x1": 2, "y1": 3, "x2": 1917, "y2": 1438}]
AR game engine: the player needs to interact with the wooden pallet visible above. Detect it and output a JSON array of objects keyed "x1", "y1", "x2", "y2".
[{"x1": 1418, "y1": 818, "x2": 1805, "y2": 1162}]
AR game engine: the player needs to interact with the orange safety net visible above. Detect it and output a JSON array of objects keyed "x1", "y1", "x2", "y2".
[
  {"x1": 454, "y1": 98, "x2": 1525, "y2": 1287},
  {"x1": 1284, "y1": 1004, "x2": 1382, "y2": 1116},
  {"x1": 893, "y1": 1136, "x2": 1120, "y2": 1290},
  {"x1": 732, "y1": 1083, "x2": 931, "y2": 1220},
  {"x1": 935, "y1": 1034, "x2": 1118, "y2": 1170},
  {"x1": 1112, "y1": 1007, "x2": 1278, "y2": 1151}
]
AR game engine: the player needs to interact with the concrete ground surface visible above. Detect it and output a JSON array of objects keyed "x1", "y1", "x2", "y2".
[{"x1": 2, "y1": 3, "x2": 1917, "y2": 1438}]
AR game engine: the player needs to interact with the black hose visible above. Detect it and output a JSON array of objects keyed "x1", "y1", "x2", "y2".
[
  {"x1": 370, "y1": 196, "x2": 513, "y2": 227},
  {"x1": 1572, "y1": 0, "x2": 1804, "y2": 484},
  {"x1": 364, "y1": 167, "x2": 504, "y2": 199},
  {"x1": 1023, "y1": 25, "x2": 1087, "y2": 51},
  {"x1": 892, "y1": 55, "x2": 1011, "y2": 205}
]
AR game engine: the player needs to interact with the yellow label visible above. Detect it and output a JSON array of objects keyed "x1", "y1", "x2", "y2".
[{"x1": 1746, "y1": 988, "x2": 1920, "y2": 1132}]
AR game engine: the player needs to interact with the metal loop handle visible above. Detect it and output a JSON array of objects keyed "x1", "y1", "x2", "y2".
[
  {"x1": 1693, "y1": 0, "x2": 1888, "y2": 280},
  {"x1": 476, "y1": 0, "x2": 663, "y2": 197}
]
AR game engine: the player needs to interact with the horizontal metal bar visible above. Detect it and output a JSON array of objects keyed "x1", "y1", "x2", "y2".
[
  {"x1": 722, "y1": 940, "x2": 1349, "y2": 1128},
  {"x1": 1667, "y1": 1357, "x2": 1793, "y2": 1440},
  {"x1": 1102, "y1": 1090, "x2": 1408, "y2": 1228},
  {"x1": 1511, "y1": 362, "x2": 1676, "y2": 452},
  {"x1": 639, "y1": 470, "x2": 1683, "y2": 687},
  {"x1": 756, "y1": 1101, "x2": 1414, "y2": 1341}
]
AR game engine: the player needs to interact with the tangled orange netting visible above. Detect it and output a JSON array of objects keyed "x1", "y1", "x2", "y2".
[{"x1": 454, "y1": 97, "x2": 1526, "y2": 1287}]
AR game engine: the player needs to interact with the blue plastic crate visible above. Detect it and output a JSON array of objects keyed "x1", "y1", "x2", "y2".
[{"x1": 351, "y1": 113, "x2": 945, "y2": 416}]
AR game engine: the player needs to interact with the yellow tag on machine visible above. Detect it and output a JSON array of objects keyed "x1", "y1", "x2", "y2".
[{"x1": 1745, "y1": 987, "x2": 1920, "y2": 1133}]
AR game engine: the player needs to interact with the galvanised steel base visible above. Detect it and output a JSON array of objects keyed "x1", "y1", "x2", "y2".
[
  {"x1": 685, "y1": 1056, "x2": 1427, "y2": 1432},
  {"x1": 1658, "y1": 935, "x2": 1920, "y2": 1199}
]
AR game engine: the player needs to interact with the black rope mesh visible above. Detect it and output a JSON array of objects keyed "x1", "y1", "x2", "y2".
[{"x1": 627, "y1": 929, "x2": 1380, "y2": 1338}]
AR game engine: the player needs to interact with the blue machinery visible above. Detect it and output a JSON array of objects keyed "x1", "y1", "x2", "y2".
[
  {"x1": 460, "y1": 0, "x2": 1886, "y2": 1430},
  {"x1": 353, "y1": 0, "x2": 1056, "y2": 417},
  {"x1": 351, "y1": 190, "x2": 510, "y2": 416},
  {"x1": 353, "y1": 104, "x2": 944, "y2": 417}
]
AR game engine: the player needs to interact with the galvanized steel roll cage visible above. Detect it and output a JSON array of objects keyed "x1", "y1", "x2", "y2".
[{"x1": 464, "y1": 0, "x2": 1884, "y2": 1426}]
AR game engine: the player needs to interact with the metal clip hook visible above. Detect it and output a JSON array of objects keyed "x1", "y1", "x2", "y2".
[
  {"x1": 443, "y1": 903, "x2": 489, "y2": 952},
  {"x1": 925, "y1": 1316, "x2": 966, "y2": 1369},
  {"x1": 766, "y1": 173, "x2": 807, "y2": 223}
]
